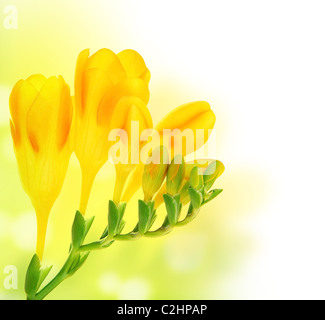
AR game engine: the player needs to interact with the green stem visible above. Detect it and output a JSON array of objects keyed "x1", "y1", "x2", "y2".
[
  {"x1": 29, "y1": 204, "x2": 200, "y2": 300},
  {"x1": 32, "y1": 248, "x2": 78, "y2": 301}
]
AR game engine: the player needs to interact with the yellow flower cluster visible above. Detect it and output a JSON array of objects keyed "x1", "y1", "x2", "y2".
[{"x1": 9, "y1": 48, "x2": 219, "y2": 260}]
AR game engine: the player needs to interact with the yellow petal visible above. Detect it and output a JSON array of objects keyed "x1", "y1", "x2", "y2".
[
  {"x1": 121, "y1": 163, "x2": 144, "y2": 202},
  {"x1": 96, "y1": 88, "x2": 115, "y2": 127},
  {"x1": 126, "y1": 103, "x2": 152, "y2": 134},
  {"x1": 86, "y1": 48, "x2": 126, "y2": 85},
  {"x1": 81, "y1": 68, "x2": 114, "y2": 123},
  {"x1": 57, "y1": 77, "x2": 73, "y2": 150},
  {"x1": 110, "y1": 96, "x2": 152, "y2": 133},
  {"x1": 111, "y1": 78, "x2": 150, "y2": 106},
  {"x1": 75, "y1": 49, "x2": 90, "y2": 116},
  {"x1": 156, "y1": 101, "x2": 216, "y2": 156},
  {"x1": 117, "y1": 49, "x2": 149, "y2": 80},
  {"x1": 9, "y1": 119, "x2": 20, "y2": 147},
  {"x1": 9, "y1": 79, "x2": 38, "y2": 133},
  {"x1": 155, "y1": 101, "x2": 213, "y2": 132},
  {"x1": 26, "y1": 77, "x2": 63, "y2": 152},
  {"x1": 26, "y1": 74, "x2": 47, "y2": 92}
]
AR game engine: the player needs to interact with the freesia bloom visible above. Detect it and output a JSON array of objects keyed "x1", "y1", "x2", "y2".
[
  {"x1": 74, "y1": 48, "x2": 150, "y2": 213},
  {"x1": 156, "y1": 101, "x2": 216, "y2": 157},
  {"x1": 9, "y1": 75, "x2": 73, "y2": 259}
]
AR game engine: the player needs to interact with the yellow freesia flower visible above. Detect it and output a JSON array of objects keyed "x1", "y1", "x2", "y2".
[
  {"x1": 74, "y1": 48, "x2": 150, "y2": 214},
  {"x1": 9, "y1": 75, "x2": 73, "y2": 259},
  {"x1": 121, "y1": 101, "x2": 216, "y2": 202},
  {"x1": 156, "y1": 101, "x2": 216, "y2": 157}
]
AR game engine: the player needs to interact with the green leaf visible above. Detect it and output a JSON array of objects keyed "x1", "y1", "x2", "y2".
[
  {"x1": 138, "y1": 201, "x2": 156, "y2": 234},
  {"x1": 37, "y1": 265, "x2": 53, "y2": 290},
  {"x1": 102, "y1": 240, "x2": 114, "y2": 248},
  {"x1": 84, "y1": 216, "x2": 95, "y2": 239},
  {"x1": 162, "y1": 216, "x2": 170, "y2": 228},
  {"x1": 163, "y1": 194, "x2": 179, "y2": 225},
  {"x1": 100, "y1": 226, "x2": 109, "y2": 240},
  {"x1": 149, "y1": 213, "x2": 157, "y2": 229},
  {"x1": 68, "y1": 252, "x2": 90, "y2": 276},
  {"x1": 188, "y1": 187, "x2": 203, "y2": 209},
  {"x1": 118, "y1": 220, "x2": 126, "y2": 234},
  {"x1": 138, "y1": 200, "x2": 151, "y2": 234},
  {"x1": 133, "y1": 222, "x2": 139, "y2": 233},
  {"x1": 25, "y1": 254, "x2": 41, "y2": 296},
  {"x1": 68, "y1": 254, "x2": 81, "y2": 274},
  {"x1": 108, "y1": 201, "x2": 127, "y2": 237},
  {"x1": 108, "y1": 200, "x2": 119, "y2": 237},
  {"x1": 71, "y1": 211, "x2": 86, "y2": 249}
]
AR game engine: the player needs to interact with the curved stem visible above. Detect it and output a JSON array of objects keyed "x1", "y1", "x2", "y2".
[
  {"x1": 29, "y1": 203, "x2": 201, "y2": 300},
  {"x1": 33, "y1": 248, "x2": 78, "y2": 301}
]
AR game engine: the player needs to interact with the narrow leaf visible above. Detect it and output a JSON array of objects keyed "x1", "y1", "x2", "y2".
[
  {"x1": 108, "y1": 200, "x2": 119, "y2": 237},
  {"x1": 163, "y1": 194, "x2": 179, "y2": 225},
  {"x1": 138, "y1": 200, "x2": 150, "y2": 234},
  {"x1": 72, "y1": 211, "x2": 86, "y2": 249},
  {"x1": 25, "y1": 254, "x2": 41, "y2": 296},
  {"x1": 37, "y1": 265, "x2": 53, "y2": 291},
  {"x1": 188, "y1": 188, "x2": 203, "y2": 209}
]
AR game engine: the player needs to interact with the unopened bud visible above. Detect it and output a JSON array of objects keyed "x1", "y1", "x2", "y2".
[
  {"x1": 203, "y1": 160, "x2": 225, "y2": 190},
  {"x1": 189, "y1": 166, "x2": 204, "y2": 190},
  {"x1": 142, "y1": 146, "x2": 169, "y2": 202},
  {"x1": 166, "y1": 155, "x2": 185, "y2": 195}
]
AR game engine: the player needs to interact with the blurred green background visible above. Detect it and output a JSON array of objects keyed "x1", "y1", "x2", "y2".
[{"x1": 0, "y1": 0, "x2": 266, "y2": 300}]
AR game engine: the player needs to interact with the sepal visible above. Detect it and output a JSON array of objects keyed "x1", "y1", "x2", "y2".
[
  {"x1": 138, "y1": 200, "x2": 156, "y2": 234},
  {"x1": 188, "y1": 187, "x2": 203, "y2": 209},
  {"x1": 25, "y1": 254, "x2": 52, "y2": 298},
  {"x1": 108, "y1": 201, "x2": 127, "y2": 237},
  {"x1": 71, "y1": 211, "x2": 95, "y2": 249},
  {"x1": 163, "y1": 194, "x2": 182, "y2": 226}
]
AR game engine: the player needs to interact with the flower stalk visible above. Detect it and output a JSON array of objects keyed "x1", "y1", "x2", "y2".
[{"x1": 8, "y1": 47, "x2": 225, "y2": 300}]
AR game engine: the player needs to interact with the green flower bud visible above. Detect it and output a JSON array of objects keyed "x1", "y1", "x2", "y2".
[
  {"x1": 142, "y1": 146, "x2": 169, "y2": 202},
  {"x1": 166, "y1": 155, "x2": 185, "y2": 195},
  {"x1": 189, "y1": 166, "x2": 204, "y2": 190},
  {"x1": 179, "y1": 181, "x2": 191, "y2": 205},
  {"x1": 203, "y1": 160, "x2": 225, "y2": 190}
]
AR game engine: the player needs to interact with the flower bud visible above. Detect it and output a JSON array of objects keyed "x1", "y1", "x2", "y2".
[
  {"x1": 122, "y1": 101, "x2": 216, "y2": 202},
  {"x1": 203, "y1": 160, "x2": 225, "y2": 190},
  {"x1": 9, "y1": 74, "x2": 73, "y2": 259},
  {"x1": 155, "y1": 101, "x2": 216, "y2": 157},
  {"x1": 166, "y1": 155, "x2": 185, "y2": 195},
  {"x1": 189, "y1": 166, "x2": 204, "y2": 190},
  {"x1": 142, "y1": 147, "x2": 169, "y2": 202}
]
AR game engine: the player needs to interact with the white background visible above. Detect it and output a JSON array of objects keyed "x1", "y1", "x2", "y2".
[{"x1": 102, "y1": 0, "x2": 325, "y2": 299}]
